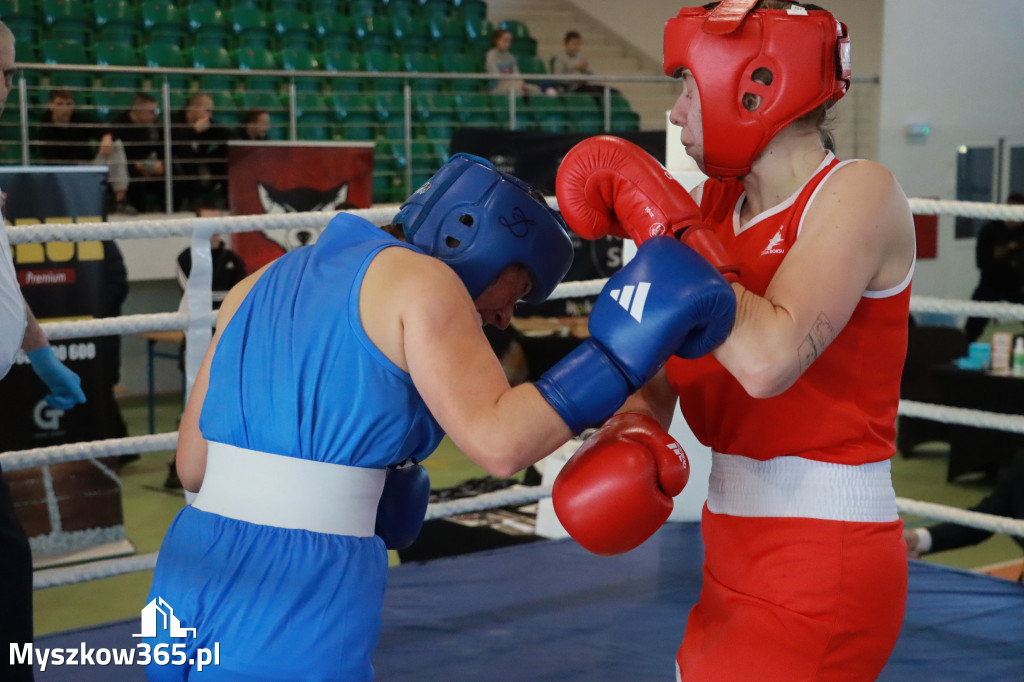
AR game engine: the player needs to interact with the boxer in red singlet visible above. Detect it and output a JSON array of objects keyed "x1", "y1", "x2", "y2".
[{"x1": 551, "y1": 2, "x2": 916, "y2": 679}]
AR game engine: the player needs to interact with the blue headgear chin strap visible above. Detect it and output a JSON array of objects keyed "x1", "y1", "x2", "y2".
[{"x1": 393, "y1": 154, "x2": 574, "y2": 303}]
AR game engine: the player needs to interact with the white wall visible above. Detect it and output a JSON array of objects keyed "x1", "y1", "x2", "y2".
[{"x1": 878, "y1": 0, "x2": 1024, "y2": 300}]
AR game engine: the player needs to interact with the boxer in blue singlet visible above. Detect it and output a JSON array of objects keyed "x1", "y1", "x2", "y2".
[{"x1": 145, "y1": 154, "x2": 737, "y2": 680}]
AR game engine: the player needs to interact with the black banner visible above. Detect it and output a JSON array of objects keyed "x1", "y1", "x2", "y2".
[
  {"x1": 0, "y1": 167, "x2": 128, "y2": 545},
  {"x1": 450, "y1": 129, "x2": 665, "y2": 318}
]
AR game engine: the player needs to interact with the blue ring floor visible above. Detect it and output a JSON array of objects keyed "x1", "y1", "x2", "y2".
[{"x1": 34, "y1": 523, "x2": 1024, "y2": 681}]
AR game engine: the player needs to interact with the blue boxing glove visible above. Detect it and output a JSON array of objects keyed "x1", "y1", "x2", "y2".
[
  {"x1": 27, "y1": 346, "x2": 86, "y2": 410},
  {"x1": 375, "y1": 462, "x2": 431, "y2": 550},
  {"x1": 535, "y1": 237, "x2": 735, "y2": 433}
]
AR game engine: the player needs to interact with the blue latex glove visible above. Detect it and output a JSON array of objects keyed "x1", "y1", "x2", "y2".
[{"x1": 27, "y1": 346, "x2": 86, "y2": 409}]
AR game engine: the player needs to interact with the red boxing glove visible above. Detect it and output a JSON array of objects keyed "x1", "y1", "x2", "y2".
[
  {"x1": 553, "y1": 412, "x2": 689, "y2": 556},
  {"x1": 555, "y1": 135, "x2": 739, "y2": 282},
  {"x1": 556, "y1": 135, "x2": 701, "y2": 243}
]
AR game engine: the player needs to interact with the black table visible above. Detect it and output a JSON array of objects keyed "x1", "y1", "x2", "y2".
[{"x1": 930, "y1": 363, "x2": 1024, "y2": 481}]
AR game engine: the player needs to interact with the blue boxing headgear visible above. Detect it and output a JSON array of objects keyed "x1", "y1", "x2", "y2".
[{"x1": 393, "y1": 154, "x2": 574, "y2": 303}]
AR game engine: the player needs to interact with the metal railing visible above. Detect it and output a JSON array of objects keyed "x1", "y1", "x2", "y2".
[{"x1": 3, "y1": 62, "x2": 880, "y2": 212}]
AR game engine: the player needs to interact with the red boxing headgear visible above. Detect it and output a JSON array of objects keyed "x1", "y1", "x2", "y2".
[{"x1": 663, "y1": 1, "x2": 850, "y2": 178}]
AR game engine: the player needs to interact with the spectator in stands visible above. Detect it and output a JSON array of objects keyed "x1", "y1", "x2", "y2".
[
  {"x1": 36, "y1": 89, "x2": 136, "y2": 215},
  {"x1": 171, "y1": 92, "x2": 231, "y2": 213},
  {"x1": 485, "y1": 28, "x2": 554, "y2": 97},
  {"x1": 111, "y1": 92, "x2": 165, "y2": 213},
  {"x1": 551, "y1": 31, "x2": 617, "y2": 99},
  {"x1": 965, "y1": 193, "x2": 1024, "y2": 342},
  {"x1": 234, "y1": 108, "x2": 271, "y2": 142},
  {"x1": 904, "y1": 452, "x2": 1024, "y2": 579}
]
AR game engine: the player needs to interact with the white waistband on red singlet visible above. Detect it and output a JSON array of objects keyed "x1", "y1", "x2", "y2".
[{"x1": 707, "y1": 452, "x2": 899, "y2": 522}]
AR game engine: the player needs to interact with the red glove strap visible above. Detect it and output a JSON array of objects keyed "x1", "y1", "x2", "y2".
[{"x1": 675, "y1": 225, "x2": 740, "y2": 283}]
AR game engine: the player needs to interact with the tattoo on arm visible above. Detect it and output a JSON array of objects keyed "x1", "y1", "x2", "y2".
[{"x1": 797, "y1": 313, "x2": 837, "y2": 373}]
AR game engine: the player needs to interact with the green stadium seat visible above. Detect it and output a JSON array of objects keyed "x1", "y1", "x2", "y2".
[
  {"x1": 310, "y1": 0, "x2": 344, "y2": 14},
  {"x1": 562, "y1": 92, "x2": 604, "y2": 133},
  {"x1": 453, "y1": 92, "x2": 494, "y2": 127},
  {"x1": 464, "y1": 17, "x2": 493, "y2": 53},
  {"x1": 346, "y1": 0, "x2": 375, "y2": 19},
  {"x1": 409, "y1": 137, "x2": 445, "y2": 186},
  {"x1": 281, "y1": 47, "x2": 323, "y2": 92},
  {"x1": 295, "y1": 92, "x2": 333, "y2": 140},
  {"x1": 499, "y1": 20, "x2": 537, "y2": 58},
  {"x1": 187, "y1": 3, "x2": 232, "y2": 48},
  {"x1": 273, "y1": 8, "x2": 315, "y2": 50},
  {"x1": 373, "y1": 91, "x2": 406, "y2": 140},
  {"x1": 40, "y1": 39, "x2": 94, "y2": 93},
  {"x1": 610, "y1": 92, "x2": 641, "y2": 131},
  {"x1": 524, "y1": 95, "x2": 570, "y2": 133},
  {"x1": 2, "y1": 16, "x2": 39, "y2": 53},
  {"x1": 453, "y1": 0, "x2": 487, "y2": 23},
  {"x1": 142, "y1": 43, "x2": 192, "y2": 92},
  {"x1": 0, "y1": 0, "x2": 38, "y2": 21},
  {"x1": 440, "y1": 50, "x2": 484, "y2": 93},
  {"x1": 412, "y1": 92, "x2": 455, "y2": 141},
  {"x1": 428, "y1": 15, "x2": 463, "y2": 42},
  {"x1": 42, "y1": 0, "x2": 93, "y2": 43},
  {"x1": 390, "y1": 14, "x2": 429, "y2": 52},
  {"x1": 190, "y1": 45, "x2": 237, "y2": 91},
  {"x1": 330, "y1": 92, "x2": 375, "y2": 141},
  {"x1": 353, "y1": 14, "x2": 392, "y2": 52},
  {"x1": 94, "y1": 0, "x2": 139, "y2": 34},
  {"x1": 209, "y1": 91, "x2": 241, "y2": 126},
  {"x1": 321, "y1": 48, "x2": 363, "y2": 93},
  {"x1": 141, "y1": 1, "x2": 186, "y2": 46},
  {"x1": 363, "y1": 48, "x2": 403, "y2": 92},
  {"x1": 314, "y1": 12, "x2": 355, "y2": 52},
  {"x1": 230, "y1": 5, "x2": 274, "y2": 49},
  {"x1": 402, "y1": 51, "x2": 443, "y2": 93},
  {"x1": 95, "y1": 41, "x2": 145, "y2": 107},
  {"x1": 236, "y1": 46, "x2": 281, "y2": 91}
]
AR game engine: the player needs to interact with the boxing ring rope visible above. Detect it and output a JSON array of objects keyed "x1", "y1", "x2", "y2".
[{"x1": 4, "y1": 198, "x2": 1024, "y2": 590}]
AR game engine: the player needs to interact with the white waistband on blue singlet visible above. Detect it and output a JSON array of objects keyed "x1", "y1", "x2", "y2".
[
  {"x1": 707, "y1": 452, "x2": 898, "y2": 522},
  {"x1": 192, "y1": 441, "x2": 387, "y2": 536}
]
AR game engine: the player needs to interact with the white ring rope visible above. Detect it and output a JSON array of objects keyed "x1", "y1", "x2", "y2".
[{"x1": 5, "y1": 197, "x2": 1024, "y2": 591}]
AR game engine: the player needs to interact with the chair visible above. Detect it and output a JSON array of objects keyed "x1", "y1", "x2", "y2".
[
  {"x1": 94, "y1": 0, "x2": 139, "y2": 37},
  {"x1": 40, "y1": 39, "x2": 94, "y2": 93},
  {"x1": 453, "y1": 92, "x2": 494, "y2": 127},
  {"x1": 440, "y1": 50, "x2": 484, "y2": 93},
  {"x1": 412, "y1": 92, "x2": 455, "y2": 140},
  {"x1": 353, "y1": 14, "x2": 393, "y2": 52},
  {"x1": 209, "y1": 90, "x2": 241, "y2": 126},
  {"x1": 402, "y1": 51, "x2": 443, "y2": 93},
  {"x1": 187, "y1": 3, "x2": 231, "y2": 48},
  {"x1": 295, "y1": 92, "x2": 333, "y2": 141},
  {"x1": 280, "y1": 47, "x2": 323, "y2": 92},
  {"x1": 42, "y1": 0, "x2": 93, "y2": 43},
  {"x1": 427, "y1": 15, "x2": 463, "y2": 42},
  {"x1": 390, "y1": 14, "x2": 429, "y2": 52},
  {"x1": 141, "y1": 0, "x2": 186, "y2": 46},
  {"x1": 563, "y1": 93, "x2": 604, "y2": 133},
  {"x1": 610, "y1": 94, "x2": 641, "y2": 131},
  {"x1": 190, "y1": 45, "x2": 237, "y2": 92},
  {"x1": 272, "y1": 8, "x2": 315, "y2": 50},
  {"x1": 330, "y1": 92, "x2": 375, "y2": 141},
  {"x1": 372, "y1": 91, "x2": 406, "y2": 140},
  {"x1": 142, "y1": 43, "x2": 192, "y2": 92},
  {"x1": 363, "y1": 48, "x2": 403, "y2": 93},
  {"x1": 409, "y1": 137, "x2": 445, "y2": 187},
  {"x1": 230, "y1": 5, "x2": 274, "y2": 49},
  {"x1": 236, "y1": 46, "x2": 281, "y2": 92},
  {"x1": 314, "y1": 12, "x2": 354, "y2": 52},
  {"x1": 0, "y1": 0, "x2": 38, "y2": 20},
  {"x1": 897, "y1": 325, "x2": 969, "y2": 457},
  {"x1": 95, "y1": 41, "x2": 145, "y2": 113},
  {"x1": 321, "y1": 48, "x2": 363, "y2": 93},
  {"x1": 453, "y1": 0, "x2": 486, "y2": 23},
  {"x1": 524, "y1": 95, "x2": 569, "y2": 133},
  {"x1": 464, "y1": 17, "x2": 493, "y2": 53}
]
